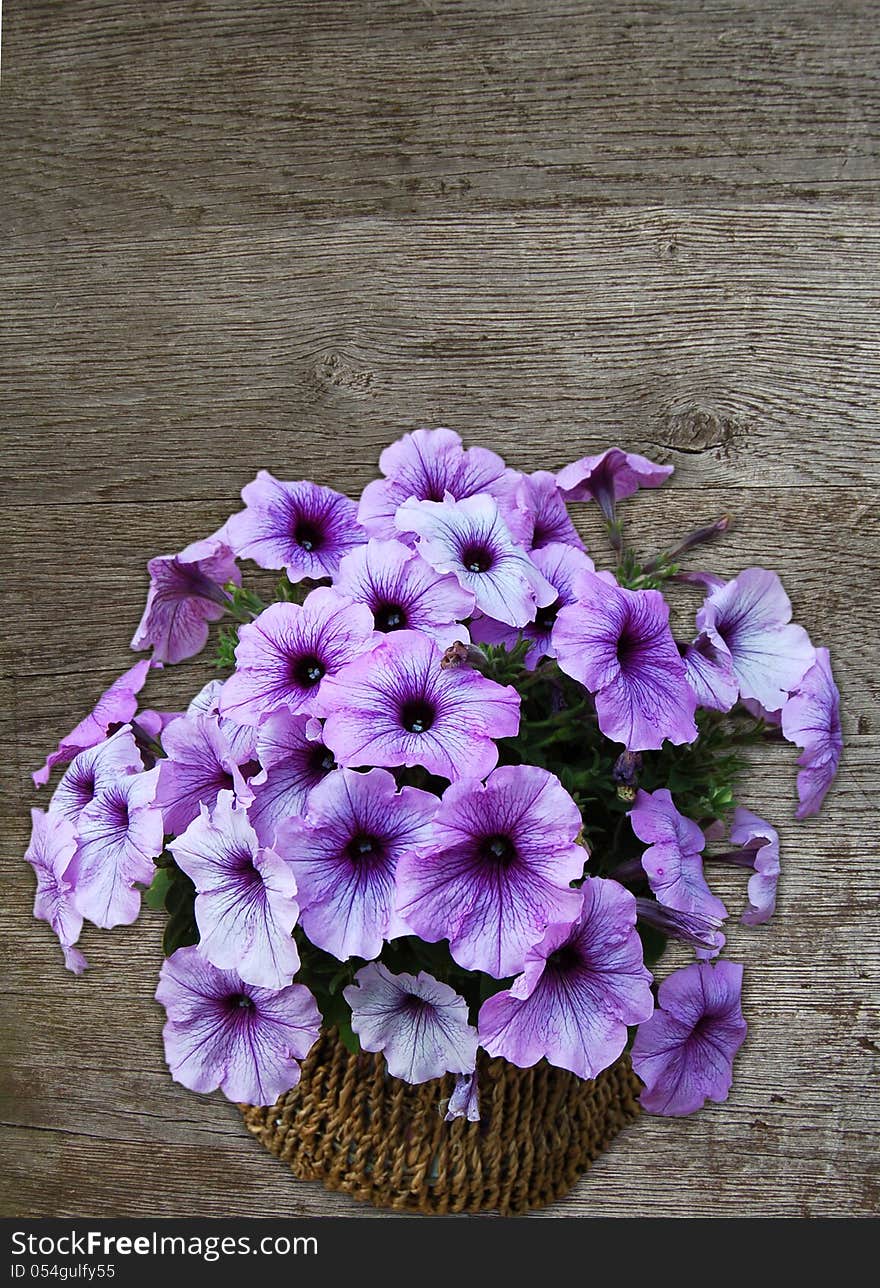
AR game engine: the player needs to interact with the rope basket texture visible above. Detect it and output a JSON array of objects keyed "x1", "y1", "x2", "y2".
[{"x1": 241, "y1": 1028, "x2": 641, "y2": 1215}]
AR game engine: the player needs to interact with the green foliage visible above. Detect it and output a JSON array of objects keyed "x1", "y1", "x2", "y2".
[{"x1": 145, "y1": 857, "x2": 199, "y2": 955}]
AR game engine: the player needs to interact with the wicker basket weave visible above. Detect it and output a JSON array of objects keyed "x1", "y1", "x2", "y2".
[{"x1": 242, "y1": 1028, "x2": 641, "y2": 1214}]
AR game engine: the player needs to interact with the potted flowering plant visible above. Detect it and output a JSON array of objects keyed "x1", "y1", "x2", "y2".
[{"x1": 24, "y1": 430, "x2": 841, "y2": 1214}]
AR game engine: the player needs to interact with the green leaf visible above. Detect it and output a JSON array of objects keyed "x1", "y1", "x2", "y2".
[{"x1": 144, "y1": 867, "x2": 173, "y2": 911}]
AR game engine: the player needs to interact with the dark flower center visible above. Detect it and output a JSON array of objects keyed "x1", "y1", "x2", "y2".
[
  {"x1": 402, "y1": 994, "x2": 431, "y2": 1017},
  {"x1": 345, "y1": 832, "x2": 385, "y2": 866},
  {"x1": 615, "y1": 626, "x2": 642, "y2": 671},
  {"x1": 374, "y1": 602, "x2": 408, "y2": 632},
  {"x1": 460, "y1": 543, "x2": 495, "y2": 575},
  {"x1": 308, "y1": 743, "x2": 336, "y2": 776},
  {"x1": 400, "y1": 698, "x2": 436, "y2": 735},
  {"x1": 228, "y1": 992, "x2": 256, "y2": 1013},
  {"x1": 293, "y1": 519, "x2": 323, "y2": 553},
  {"x1": 533, "y1": 598, "x2": 560, "y2": 633},
  {"x1": 291, "y1": 653, "x2": 326, "y2": 688},
  {"x1": 546, "y1": 942, "x2": 581, "y2": 976},
  {"x1": 105, "y1": 795, "x2": 130, "y2": 829},
  {"x1": 479, "y1": 832, "x2": 517, "y2": 868}
]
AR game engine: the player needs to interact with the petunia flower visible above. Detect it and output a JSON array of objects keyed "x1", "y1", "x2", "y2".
[
  {"x1": 358, "y1": 426, "x2": 517, "y2": 540},
  {"x1": 218, "y1": 588, "x2": 376, "y2": 726},
  {"x1": 156, "y1": 945, "x2": 321, "y2": 1105},
  {"x1": 444, "y1": 1072, "x2": 481, "y2": 1123},
  {"x1": 781, "y1": 647, "x2": 843, "y2": 819},
  {"x1": 634, "y1": 898, "x2": 726, "y2": 957},
  {"x1": 478, "y1": 878, "x2": 654, "y2": 1079},
  {"x1": 471, "y1": 542, "x2": 595, "y2": 669},
  {"x1": 554, "y1": 571, "x2": 698, "y2": 750},
  {"x1": 33, "y1": 658, "x2": 153, "y2": 786},
  {"x1": 275, "y1": 768, "x2": 438, "y2": 961},
  {"x1": 131, "y1": 537, "x2": 240, "y2": 665},
  {"x1": 396, "y1": 765, "x2": 585, "y2": 978},
  {"x1": 395, "y1": 492, "x2": 556, "y2": 629},
  {"x1": 24, "y1": 809, "x2": 88, "y2": 974},
  {"x1": 226, "y1": 470, "x2": 365, "y2": 581},
  {"x1": 679, "y1": 630, "x2": 739, "y2": 713},
  {"x1": 556, "y1": 448, "x2": 673, "y2": 520},
  {"x1": 73, "y1": 767, "x2": 164, "y2": 929},
  {"x1": 49, "y1": 726, "x2": 143, "y2": 825},
  {"x1": 169, "y1": 791, "x2": 300, "y2": 990},
  {"x1": 724, "y1": 807, "x2": 781, "y2": 926},
  {"x1": 246, "y1": 710, "x2": 335, "y2": 847},
  {"x1": 696, "y1": 567, "x2": 815, "y2": 713},
  {"x1": 333, "y1": 537, "x2": 474, "y2": 645},
  {"x1": 503, "y1": 470, "x2": 587, "y2": 551},
  {"x1": 628, "y1": 788, "x2": 727, "y2": 929},
  {"x1": 187, "y1": 678, "x2": 259, "y2": 761},
  {"x1": 343, "y1": 962, "x2": 478, "y2": 1084},
  {"x1": 631, "y1": 959, "x2": 747, "y2": 1116},
  {"x1": 319, "y1": 629, "x2": 520, "y2": 782},
  {"x1": 155, "y1": 713, "x2": 255, "y2": 838}
]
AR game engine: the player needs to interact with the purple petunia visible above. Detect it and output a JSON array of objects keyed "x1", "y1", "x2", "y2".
[
  {"x1": 478, "y1": 878, "x2": 654, "y2": 1079},
  {"x1": 246, "y1": 710, "x2": 335, "y2": 847},
  {"x1": 24, "y1": 809, "x2": 87, "y2": 974},
  {"x1": 333, "y1": 537, "x2": 474, "y2": 645},
  {"x1": 554, "y1": 571, "x2": 698, "y2": 751},
  {"x1": 445, "y1": 1072, "x2": 481, "y2": 1123},
  {"x1": 680, "y1": 630, "x2": 739, "y2": 713},
  {"x1": 781, "y1": 647, "x2": 843, "y2": 819},
  {"x1": 157, "y1": 946, "x2": 321, "y2": 1105},
  {"x1": 275, "y1": 768, "x2": 438, "y2": 961},
  {"x1": 74, "y1": 767, "x2": 164, "y2": 929},
  {"x1": 33, "y1": 658, "x2": 153, "y2": 786},
  {"x1": 358, "y1": 427, "x2": 517, "y2": 540},
  {"x1": 395, "y1": 493, "x2": 556, "y2": 629},
  {"x1": 396, "y1": 765, "x2": 585, "y2": 978},
  {"x1": 187, "y1": 679, "x2": 259, "y2": 762},
  {"x1": 728, "y1": 808, "x2": 780, "y2": 926},
  {"x1": 319, "y1": 629, "x2": 520, "y2": 781},
  {"x1": 696, "y1": 567, "x2": 815, "y2": 713},
  {"x1": 49, "y1": 726, "x2": 143, "y2": 826},
  {"x1": 155, "y1": 713, "x2": 254, "y2": 838},
  {"x1": 472, "y1": 542, "x2": 595, "y2": 669},
  {"x1": 632, "y1": 959, "x2": 747, "y2": 1116},
  {"x1": 170, "y1": 792, "x2": 300, "y2": 990},
  {"x1": 219, "y1": 589, "x2": 375, "y2": 726},
  {"x1": 226, "y1": 470, "x2": 365, "y2": 581},
  {"x1": 556, "y1": 448, "x2": 673, "y2": 520},
  {"x1": 504, "y1": 471, "x2": 587, "y2": 552},
  {"x1": 343, "y1": 962, "x2": 478, "y2": 1084},
  {"x1": 131, "y1": 537, "x2": 240, "y2": 665},
  {"x1": 628, "y1": 789, "x2": 727, "y2": 930}
]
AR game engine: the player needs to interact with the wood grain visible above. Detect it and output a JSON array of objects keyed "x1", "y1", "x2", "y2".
[{"x1": 1, "y1": 0, "x2": 878, "y2": 1218}]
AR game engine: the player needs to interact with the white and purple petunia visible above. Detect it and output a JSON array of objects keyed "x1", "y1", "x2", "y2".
[
  {"x1": 49, "y1": 726, "x2": 143, "y2": 826},
  {"x1": 504, "y1": 470, "x2": 587, "y2": 552},
  {"x1": 226, "y1": 470, "x2": 366, "y2": 582},
  {"x1": 554, "y1": 571, "x2": 698, "y2": 751},
  {"x1": 680, "y1": 630, "x2": 739, "y2": 713},
  {"x1": 781, "y1": 647, "x2": 842, "y2": 819},
  {"x1": 396, "y1": 765, "x2": 585, "y2": 978},
  {"x1": 343, "y1": 962, "x2": 478, "y2": 1084},
  {"x1": 628, "y1": 789, "x2": 728, "y2": 937},
  {"x1": 155, "y1": 713, "x2": 255, "y2": 838},
  {"x1": 186, "y1": 678, "x2": 259, "y2": 761},
  {"x1": 24, "y1": 809, "x2": 88, "y2": 974},
  {"x1": 478, "y1": 878, "x2": 654, "y2": 1079},
  {"x1": 333, "y1": 537, "x2": 474, "y2": 645},
  {"x1": 219, "y1": 588, "x2": 375, "y2": 726},
  {"x1": 395, "y1": 493, "x2": 556, "y2": 629},
  {"x1": 246, "y1": 710, "x2": 335, "y2": 847},
  {"x1": 632, "y1": 959, "x2": 747, "y2": 1116},
  {"x1": 728, "y1": 808, "x2": 780, "y2": 926},
  {"x1": 130, "y1": 537, "x2": 240, "y2": 666},
  {"x1": 169, "y1": 791, "x2": 300, "y2": 990},
  {"x1": 444, "y1": 1071, "x2": 481, "y2": 1123},
  {"x1": 472, "y1": 542, "x2": 595, "y2": 669},
  {"x1": 73, "y1": 766, "x2": 164, "y2": 929},
  {"x1": 358, "y1": 427, "x2": 518, "y2": 540},
  {"x1": 276, "y1": 768, "x2": 438, "y2": 961},
  {"x1": 156, "y1": 946, "x2": 321, "y2": 1105},
  {"x1": 556, "y1": 448, "x2": 673, "y2": 520},
  {"x1": 696, "y1": 567, "x2": 815, "y2": 713},
  {"x1": 33, "y1": 658, "x2": 153, "y2": 787},
  {"x1": 319, "y1": 629, "x2": 520, "y2": 782}
]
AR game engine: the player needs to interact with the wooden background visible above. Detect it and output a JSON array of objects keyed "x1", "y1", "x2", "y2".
[{"x1": 1, "y1": 0, "x2": 878, "y2": 1218}]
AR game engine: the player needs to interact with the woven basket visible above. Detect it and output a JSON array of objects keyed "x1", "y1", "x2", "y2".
[{"x1": 241, "y1": 1028, "x2": 641, "y2": 1214}]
